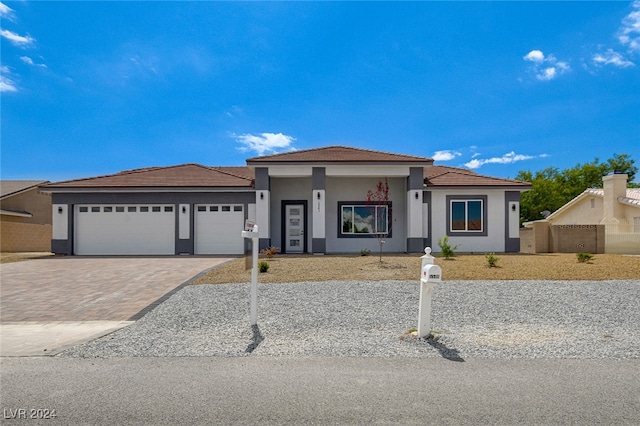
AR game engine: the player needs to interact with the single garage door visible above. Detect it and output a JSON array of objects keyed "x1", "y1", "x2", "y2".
[
  {"x1": 195, "y1": 204, "x2": 244, "y2": 254},
  {"x1": 75, "y1": 205, "x2": 175, "y2": 255}
]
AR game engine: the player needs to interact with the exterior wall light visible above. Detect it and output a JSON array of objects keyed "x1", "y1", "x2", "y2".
[
  {"x1": 317, "y1": 192, "x2": 321, "y2": 200},
  {"x1": 260, "y1": 192, "x2": 264, "y2": 200},
  {"x1": 512, "y1": 204, "x2": 517, "y2": 212},
  {"x1": 415, "y1": 191, "x2": 419, "y2": 200},
  {"x1": 182, "y1": 206, "x2": 187, "y2": 214},
  {"x1": 58, "y1": 206, "x2": 63, "y2": 214}
]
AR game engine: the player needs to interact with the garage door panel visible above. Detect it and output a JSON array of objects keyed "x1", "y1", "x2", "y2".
[
  {"x1": 195, "y1": 205, "x2": 244, "y2": 255},
  {"x1": 75, "y1": 205, "x2": 175, "y2": 255}
]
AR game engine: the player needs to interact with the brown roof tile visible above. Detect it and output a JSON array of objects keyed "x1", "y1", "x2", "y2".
[
  {"x1": 1, "y1": 180, "x2": 49, "y2": 198},
  {"x1": 425, "y1": 166, "x2": 531, "y2": 188},
  {"x1": 247, "y1": 146, "x2": 433, "y2": 165},
  {"x1": 43, "y1": 164, "x2": 253, "y2": 189}
]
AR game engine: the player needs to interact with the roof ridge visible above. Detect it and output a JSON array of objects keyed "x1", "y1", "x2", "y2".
[
  {"x1": 208, "y1": 166, "x2": 253, "y2": 181},
  {"x1": 247, "y1": 145, "x2": 432, "y2": 161}
]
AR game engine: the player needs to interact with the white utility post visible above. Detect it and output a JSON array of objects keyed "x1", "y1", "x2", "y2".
[
  {"x1": 241, "y1": 221, "x2": 260, "y2": 325},
  {"x1": 418, "y1": 247, "x2": 442, "y2": 338}
]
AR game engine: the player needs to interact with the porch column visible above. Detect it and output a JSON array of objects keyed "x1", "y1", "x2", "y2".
[
  {"x1": 255, "y1": 167, "x2": 271, "y2": 251},
  {"x1": 406, "y1": 167, "x2": 424, "y2": 253},
  {"x1": 312, "y1": 167, "x2": 326, "y2": 253}
]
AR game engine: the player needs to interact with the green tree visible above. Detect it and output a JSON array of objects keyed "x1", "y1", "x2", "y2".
[{"x1": 516, "y1": 154, "x2": 637, "y2": 223}]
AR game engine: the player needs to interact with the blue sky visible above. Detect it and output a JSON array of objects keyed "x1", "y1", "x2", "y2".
[{"x1": 2, "y1": 1, "x2": 639, "y2": 182}]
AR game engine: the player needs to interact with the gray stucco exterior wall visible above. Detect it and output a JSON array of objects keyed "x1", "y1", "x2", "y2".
[{"x1": 505, "y1": 191, "x2": 521, "y2": 253}]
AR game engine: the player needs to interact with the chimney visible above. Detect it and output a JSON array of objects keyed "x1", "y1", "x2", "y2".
[{"x1": 601, "y1": 172, "x2": 628, "y2": 222}]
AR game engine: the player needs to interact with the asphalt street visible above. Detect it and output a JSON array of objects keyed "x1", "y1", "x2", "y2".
[{"x1": 1, "y1": 357, "x2": 638, "y2": 425}]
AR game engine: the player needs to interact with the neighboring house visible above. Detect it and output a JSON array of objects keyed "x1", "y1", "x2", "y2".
[
  {"x1": 40, "y1": 146, "x2": 531, "y2": 256},
  {"x1": 521, "y1": 172, "x2": 640, "y2": 254},
  {"x1": 1, "y1": 180, "x2": 52, "y2": 252}
]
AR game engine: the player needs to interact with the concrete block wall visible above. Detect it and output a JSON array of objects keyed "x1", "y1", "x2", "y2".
[{"x1": 0, "y1": 221, "x2": 52, "y2": 252}]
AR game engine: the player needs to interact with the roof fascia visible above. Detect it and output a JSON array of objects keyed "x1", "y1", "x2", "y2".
[
  {"x1": 39, "y1": 187, "x2": 255, "y2": 194},
  {"x1": 0, "y1": 183, "x2": 47, "y2": 200},
  {"x1": 0, "y1": 209, "x2": 33, "y2": 218}
]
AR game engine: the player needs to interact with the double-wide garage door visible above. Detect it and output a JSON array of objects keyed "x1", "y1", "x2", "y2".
[
  {"x1": 74, "y1": 204, "x2": 245, "y2": 255},
  {"x1": 75, "y1": 205, "x2": 175, "y2": 255}
]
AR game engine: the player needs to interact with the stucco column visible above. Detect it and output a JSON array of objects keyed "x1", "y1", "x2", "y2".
[
  {"x1": 254, "y1": 167, "x2": 271, "y2": 250},
  {"x1": 406, "y1": 167, "x2": 424, "y2": 253},
  {"x1": 312, "y1": 167, "x2": 326, "y2": 253}
]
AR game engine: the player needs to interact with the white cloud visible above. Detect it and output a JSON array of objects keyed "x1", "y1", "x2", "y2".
[
  {"x1": 619, "y1": 0, "x2": 640, "y2": 53},
  {"x1": 0, "y1": 2, "x2": 14, "y2": 20},
  {"x1": 432, "y1": 150, "x2": 461, "y2": 162},
  {"x1": 0, "y1": 66, "x2": 17, "y2": 92},
  {"x1": 235, "y1": 132, "x2": 296, "y2": 156},
  {"x1": 593, "y1": 49, "x2": 635, "y2": 68},
  {"x1": 523, "y1": 49, "x2": 570, "y2": 81},
  {"x1": 20, "y1": 56, "x2": 47, "y2": 68},
  {"x1": 0, "y1": 29, "x2": 35, "y2": 46},
  {"x1": 464, "y1": 151, "x2": 546, "y2": 169},
  {"x1": 524, "y1": 50, "x2": 545, "y2": 62}
]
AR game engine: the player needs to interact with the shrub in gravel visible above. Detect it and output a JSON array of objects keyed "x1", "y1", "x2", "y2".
[
  {"x1": 258, "y1": 261, "x2": 270, "y2": 272},
  {"x1": 438, "y1": 236, "x2": 459, "y2": 259},
  {"x1": 577, "y1": 252, "x2": 594, "y2": 263},
  {"x1": 486, "y1": 252, "x2": 499, "y2": 268}
]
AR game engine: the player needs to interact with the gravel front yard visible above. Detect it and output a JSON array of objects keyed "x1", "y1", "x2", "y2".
[{"x1": 61, "y1": 279, "x2": 640, "y2": 360}]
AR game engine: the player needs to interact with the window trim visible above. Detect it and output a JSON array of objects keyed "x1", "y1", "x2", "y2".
[
  {"x1": 446, "y1": 195, "x2": 487, "y2": 237},
  {"x1": 337, "y1": 201, "x2": 392, "y2": 239}
]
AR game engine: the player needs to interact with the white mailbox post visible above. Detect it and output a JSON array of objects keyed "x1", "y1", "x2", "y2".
[
  {"x1": 418, "y1": 247, "x2": 441, "y2": 338},
  {"x1": 241, "y1": 221, "x2": 260, "y2": 326}
]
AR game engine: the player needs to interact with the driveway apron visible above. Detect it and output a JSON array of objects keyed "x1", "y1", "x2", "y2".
[{"x1": 0, "y1": 257, "x2": 231, "y2": 356}]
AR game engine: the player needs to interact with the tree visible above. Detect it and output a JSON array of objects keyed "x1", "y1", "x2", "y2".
[
  {"x1": 366, "y1": 178, "x2": 390, "y2": 262},
  {"x1": 516, "y1": 153, "x2": 638, "y2": 223}
]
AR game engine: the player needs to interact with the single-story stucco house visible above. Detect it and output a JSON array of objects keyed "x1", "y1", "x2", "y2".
[
  {"x1": 40, "y1": 146, "x2": 531, "y2": 256},
  {"x1": 521, "y1": 172, "x2": 640, "y2": 254}
]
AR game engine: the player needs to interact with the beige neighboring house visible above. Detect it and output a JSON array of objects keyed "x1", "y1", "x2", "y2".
[
  {"x1": 522, "y1": 172, "x2": 640, "y2": 254},
  {"x1": 0, "y1": 180, "x2": 52, "y2": 252}
]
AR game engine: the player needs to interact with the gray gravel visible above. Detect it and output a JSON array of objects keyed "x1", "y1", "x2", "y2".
[{"x1": 60, "y1": 280, "x2": 640, "y2": 359}]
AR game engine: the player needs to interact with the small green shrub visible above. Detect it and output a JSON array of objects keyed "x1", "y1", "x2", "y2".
[
  {"x1": 360, "y1": 248, "x2": 371, "y2": 256},
  {"x1": 486, "y1": 252, "x2": 499, "y2": 268},
  {"x1": 437, "y1": 236, "x2": 459, "y2": 259},
  {"x1": 577, "y1": 252, "x2": 594, "y2": 263},
  {"x1": 258, "y1": 261, "x2": 270, "y2": 273}
]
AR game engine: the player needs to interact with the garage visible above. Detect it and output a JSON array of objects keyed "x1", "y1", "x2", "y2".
[
  {"x1": 195, "y1": 204, "x2": 244, "y2": 254},
  {"x1": 74, "y1": 205, "x2": 175, "y2": 255}
]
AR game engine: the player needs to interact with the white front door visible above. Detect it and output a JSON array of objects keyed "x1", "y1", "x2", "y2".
[{"x1": 285, "y1": 204, "x2": 304, "y2": 253}]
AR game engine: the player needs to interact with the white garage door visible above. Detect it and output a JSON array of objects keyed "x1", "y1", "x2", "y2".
[
  {"x1": 75, "y1": 205, "x2": 175, "y2": 255},
  {"x1": 195, "y1": 204, "x2": 244, "y2": 254}
]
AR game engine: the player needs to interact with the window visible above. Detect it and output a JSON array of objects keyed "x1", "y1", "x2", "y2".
[
  {"x1": 140, "y1": 206, "x2": 149, "y2": 212},
  {"x1": 446, "y1": 196, "x2": 487, "y2": 236},
  {"x1": 116, "y1": 206, "x2": 125, "y2": 213},
  {"x1": 234, "y1": 205, "x2": 243, "y2": 212},
  {"x1": 210, "y1": 206, "x2": 218, "y2": 212},
  {"x1": 164, "y1": 206, "x2": 173, "y2": 212},
  {"x1": 339, "y1": 202, "x2": 390, "y2": 237},
  {"x1": 128, "y1": 206, "x2": 137, "y2": 213},
  {"x1": 221, "y1": 206, "x2": 231, "y2": 212},
  {"x1": 152, "y1": 206, "x2": 161, "y2": 212},
  {"x1": 79, "y1": 207, "x2": 88, "y2": 213},
  {"x1": 91, "y1": 206, "x2": 100, "y2": 213},
  {"x1": 103, "y1": 207, "x2": 113, "y2": 213}
]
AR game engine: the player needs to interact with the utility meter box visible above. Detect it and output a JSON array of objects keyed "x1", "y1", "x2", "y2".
[{"x1": 421, "y1": 264, "x2": 442, "y2": 283}]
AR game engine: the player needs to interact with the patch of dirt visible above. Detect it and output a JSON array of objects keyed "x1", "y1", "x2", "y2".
[{"x1": 193, "y1": 253, "x2": 640, "y2": 284}]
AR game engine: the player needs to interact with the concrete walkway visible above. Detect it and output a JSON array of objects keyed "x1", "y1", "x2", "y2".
[{"x1": 0, "y1": 257, "x2": 232, "y2": 356}]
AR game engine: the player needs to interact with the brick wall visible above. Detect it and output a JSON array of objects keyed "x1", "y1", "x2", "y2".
[{"x1": 0, "y1": 221, "x2": 52, "y2": 252}]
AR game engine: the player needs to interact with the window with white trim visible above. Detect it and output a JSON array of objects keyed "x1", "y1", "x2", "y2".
[
  {"x1": 446, "y1": 196, "x2": 487, "y2": 236},
  {"x1": 339, "y1": 202, "x2": 391, "y2": 237}
]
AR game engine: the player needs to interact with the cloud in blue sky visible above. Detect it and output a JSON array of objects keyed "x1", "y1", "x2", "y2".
[
  {"x1": 0, "y1": 29, "x2": 34, "y2": 46},
  {"x1": 235, "y1": 132, "x2": 296, "y2": 156},
  {"x1": 523, "y1": 50, "x2": 570, "y2": 81},
  {"x1": 464, "y1": 152, "x2": 548, "y2": 170},
  {"x1": 592, "y1": 49, "x2": 635, "y2": 68},
  {"x1": 619, "y1": 0, "x2": 640, "y2": 52},
  {"x1": 432, "y1": 150, "x2": 462, "y2": 162},
  {"x1": 0, "y1": 66, "x2": 17, "y2": 92}
]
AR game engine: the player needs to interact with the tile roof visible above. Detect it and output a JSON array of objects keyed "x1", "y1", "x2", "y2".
[
  {"x1": 1, "y1": 180, "x2": 49, "y2": 198},
  {"x1": 585, "y1": 187, "x2": 640, "y2": 207},
  {"x1": 246, "y1": 146, "x2": 433, "y2": 165},
  {"x1": 42, "y1": 164, "x2": 254, "y2": 189},
  {"x1": 424, "y1": 166, "x2": 531, "y2": 187}
]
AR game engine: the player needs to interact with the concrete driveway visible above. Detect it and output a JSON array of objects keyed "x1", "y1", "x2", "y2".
[{"x1": 0, "y1": 256, "x2": 233, "y2": 356}]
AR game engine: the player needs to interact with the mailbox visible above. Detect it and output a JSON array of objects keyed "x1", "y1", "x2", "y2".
[
  {"x1": 417, "y1": 247, "x2": 441, "y2": 338},
  {"x1": 421, "y1": 264, "x2": 442, "y2": 283}
]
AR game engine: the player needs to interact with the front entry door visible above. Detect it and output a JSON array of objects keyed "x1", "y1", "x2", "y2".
[{"x1": 285, "y1": 204, "x2": 304, "y2": 253}]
